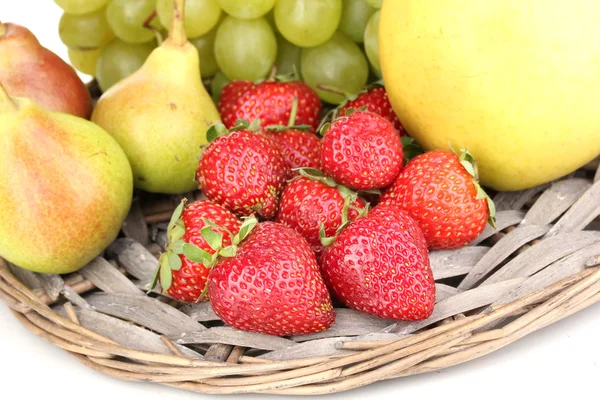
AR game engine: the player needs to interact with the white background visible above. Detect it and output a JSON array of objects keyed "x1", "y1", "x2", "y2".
[{"x1": 1, "y1": 2, "x2": 599, "y2": 399}]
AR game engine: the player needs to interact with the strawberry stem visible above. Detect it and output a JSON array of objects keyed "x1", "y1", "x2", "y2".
[
  {"x1": 0, "y1": 81, "x2": 18, "y2": 113},
  {"x1": 288, "y1": 96, "x2": 298, "y2": 126},
  {"x1": 167, "y1": 0, "x2": 187, "y2": 47},
  {"x1": 267, "y1": 64, "x2": 278, "y2": 81}
]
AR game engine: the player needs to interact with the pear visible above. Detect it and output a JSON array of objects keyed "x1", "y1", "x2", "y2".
[
  {"x1": 0, "y1": 21, "x2": 92, "y2": 119},
  {"x1": 0, "y1": 83, "x2": 133, "y2": 274},
  {"x1": 92, "y1": 0, "x2": 221, "y2": 194}
]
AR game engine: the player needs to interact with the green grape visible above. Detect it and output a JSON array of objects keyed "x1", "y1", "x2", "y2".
[
  {"x1": 339, "y1": 0, "x2": 376, "y2": 43},
  {"x1": 106, "y1": 0, "x2": 158, "y2": 44},
  {"x1": 156, "y1": 0, "x2": 221, "y2": 39},
  {"x1": 96, "y1": 39, "x2": 156, "y2": 92},
  {"x1": 68, "y1": 47, "x2": 104, "y2": 76},
  {"x1": 211, "y1": 71, "x2": 231, "y2": 104},
  {"x1": 216, "y1": 0, "x2": 275, "y2": 20},
  {"x1": 274, "y1": 0, "x2": 342, "y2": 48},
  {"x1": 214, "y1": 16, "x2": 277, "y2": 81},
  {"x1": 364, "y1": 11, "x2": 381, "y2": 74},
  {"x1": 364, "y1": 0, "x2": 382, "y2": 8},
  {"x1": 190, "y1": 27, "x2": 219, "y2": 78},
  {"x1": 58, "y1": 9, "x2": 113, "y2": 50},
  {"x1": 301, "y1": 32, "x2": 368, "y2": 104},
  {"x1": 275, "y1": 34, "x2": 302, "y2": 76},
  {"x1": 53, "y1": 0, "x2": 109, "y2": 15}
]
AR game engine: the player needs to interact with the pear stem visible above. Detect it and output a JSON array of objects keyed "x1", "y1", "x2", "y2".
[
  {"x1": 0, "y1": 81, "x2": 18, "y2": 112},
  {"x1": 0, "y1": 20, "x2": 6, "y2": 37},
  {"x1": 168, "y1": 0, "x2": 187, "y2": 46}
]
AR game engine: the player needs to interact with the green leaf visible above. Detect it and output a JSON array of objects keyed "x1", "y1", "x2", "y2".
[
  {"x1": 319, "y1": 224, "x2": 336, "y2": 247},
  {"x1": 400, "y1": 136, "x2": 424, "y2": 163},
  {"x1": 288, "y1": 96, "x2": 299, "y2": 126},
  {"x1": 219, "y1": 245, "x2": 237, "y2": 258},
  {"x1": 170, "y1": 240, "x2": 185, "y2": 254},
  {"x1": 148, "y1": 262, "x2": 161, "y2": 294},
  {"x1": 357, "y1": 189, "x2": 381, "y2": 197},
  {"x1": 159, "y1": 255, "x2": 172, "y2": 292},
  {"x1": 201, "y1": 226, "x2": 223, "y2": 252},
  {"x1": 183, "y1": 243, "x2": 212, "y2": 264},
  {"x1": 207, "y1": 122, "x2": 229, "y2": 142},
  {"x1": 319, "y1": 122, "x2": 331, "y2": 137},
  {"x1": 297, "y1": 168, "x2": 337, "y2": 187},
  {"x1": 248, "y1": 119, "x2": 262, "y2": 132},
  {"x1": 234, "y1": 216, "x2": 259, "y2": 245},
  {"x1": 344, "y1": 107, "x2": 357, "y2": 116},
  {"x1": 460, "y1": 160, "x2": 476, "y2": 177},
  {"x1": 168, "y1": 251, "x2": 182, "y2": 271},
  {"x1": 168, "y1": 199, "x2": 186, "y2": 232},
  {"x1": 487, "y1": 196, "x2": 497, "y2": 229},
  {"x1": 170, "y1": 224, "x2": 185, "y2": 242}
]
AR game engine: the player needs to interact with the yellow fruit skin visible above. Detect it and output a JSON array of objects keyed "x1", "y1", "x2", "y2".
[
  {"x1": 92, "y1": 41, "x2": 221, "y2": 194},
  {"x1": 0, "y1": 99, "x2": 133, "y2": 274},
  {"x1": 380, "y1": 0, "x2": 600, "y2": 191}
]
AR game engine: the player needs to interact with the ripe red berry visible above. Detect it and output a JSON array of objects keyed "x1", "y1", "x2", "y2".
[
  {"x1": 263, "y1": 129, "x2": 321, "y2": 179},
  {"x1": 197, "y1": 123, "x2": 290, "y2": 219},
  {"x1": 153, "y1": 200, "x2": 241, "y2": 303},
  {"x1": 321, "y1": 110, "x2": 404, "y2": 190},
  {"x1": 380, "y1": 150, "x2": 494, "y2": 250},
  {"x1": 208, "y1": 222, "x2": 336, "y2": 336},
  {"x1": 219, "y1": 80, "x2": 321, "y2": 130},
  {"x1": 320, "y1": 205, "x2": 435, "y2": 320},
  {"x1": 275, "y1": 174, "x2": 366, "y2": 256},
  {"x1": 339, "y1": 86, "x2": 406, "y2": 135}
]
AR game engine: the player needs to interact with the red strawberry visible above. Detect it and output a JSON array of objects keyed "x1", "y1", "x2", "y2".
[
  {"x1": 208, "y1": 221, "x2": 336, "y2": 336},
  {"x1": 151, "y1": 199, "x2": 241, "y2": 303},
  {"x1": 275, "y1": 171, "x2": 366, "y2": 256},
  {"x1": 262, "y1": 97, "x2": 322, "y2": 179},
  {"x1": 380, "y1": 150, "x2": 495, "y2": 250},
  {"x1": 219, "y1": 80, "x2": 322, "y2": 130},
  {"x1": 263, "y1": 129, "x2": 321, "y2": 179},
  {"x1": 196, "y1": 121, "x2": 290, "y2": 219},
  {"x1": 320, "y1": 204, "x2": 435, "y2": 321},
  {"x1": 339, "y1": 86, "x2": 406, "y2": 135},
  {"x1": 321, "y1": 110, "x2": 404, "y2": 190},
  {"x1": 217, "y1": 80, "x2": 253, "y2": 125}
]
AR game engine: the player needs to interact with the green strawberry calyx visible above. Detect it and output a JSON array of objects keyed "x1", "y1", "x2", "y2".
[
  {"x1": 265, "y1": 96, "x2": 312, "y2": 133},
  {"x1": 455, "y1": 148, "x2": 497, "y2": 229},
  {"x1": 206, "y1": 119, "x2": 261, "y2": 143},
  {"x1": 400, "y1": 136, "x2": 424, "y2": 164},
  {"x1": 294, "y1": 168, "x2": 371, "y2": 247},
  {"x1": 149, "y1": 199, "x2": 259, "y2": 298}
]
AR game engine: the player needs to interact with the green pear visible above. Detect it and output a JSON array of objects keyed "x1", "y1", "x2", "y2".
[
  {"x1": 0, "y1": 83, "x2": 133, "y2": 274},
  {"x1": 92, "y1": 0, "x2": 221, "y2": 194}
]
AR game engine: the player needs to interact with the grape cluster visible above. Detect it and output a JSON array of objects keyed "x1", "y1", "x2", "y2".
[{"x1": 55, "y1": 0, "x2": 383, "y2": 103}]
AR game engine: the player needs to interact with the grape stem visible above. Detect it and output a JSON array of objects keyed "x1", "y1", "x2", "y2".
[
  {"x1": 142, "y1": 10, "x2": 163, "y2": 46},
  {"x1": 0, "y1": 20, "x2": 5, "y2": 37},
  {"x1": 168, "y1": 0, "x2": 187, "y2": 46},
  {"x1": 0, "y1": 81, "x2": 18, "y2": 113},
  {"x1": 316, "y1": 84, "x2": 351, "y2": 98}
]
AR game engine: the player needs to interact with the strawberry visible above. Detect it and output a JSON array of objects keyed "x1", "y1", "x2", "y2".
[
  {"x1": 275, "y1": 170, "x2": 367, "y2": 256},
  {"x1": 208, "y1": 220, "x2": 336, "y2": 336},
  {"x1": 263, "y1": 128, "x2": 321, "y2": 179},
  {"x1": 320, "y1": 204, "x2": 435, "y2": 321},
  {"x1": 218, "y1": 79, "x2": 322, "y2": 130},
  {"x1": 263, "y1": 97, "x2": 321, "y2": 179},
  {"x1": 150, "y1": 199, "x2": 241, "y2": 303},
  {"x1": 196, "y1": 120, "x2": 290, "y2": 219},
  {"x1": 339, "y1": 86, "x2": 406, "y2": 135},
  {"x1": 380, "y1": 149, "x2": 496, "y2": 250},
  {"x1": 320, "y1": 110, "x2": 404, "y2": 190}
]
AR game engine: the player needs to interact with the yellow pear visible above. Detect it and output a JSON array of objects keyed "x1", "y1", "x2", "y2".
[
  {"x1": 380, "y1": 0, "x2": 600, "y2": 191},
  {"x1": 0, "y1": 83, "x2": 133, "y2": 274},
  {"x1": 92, "y1": 0, "x2": 221, "y2": 194}
]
